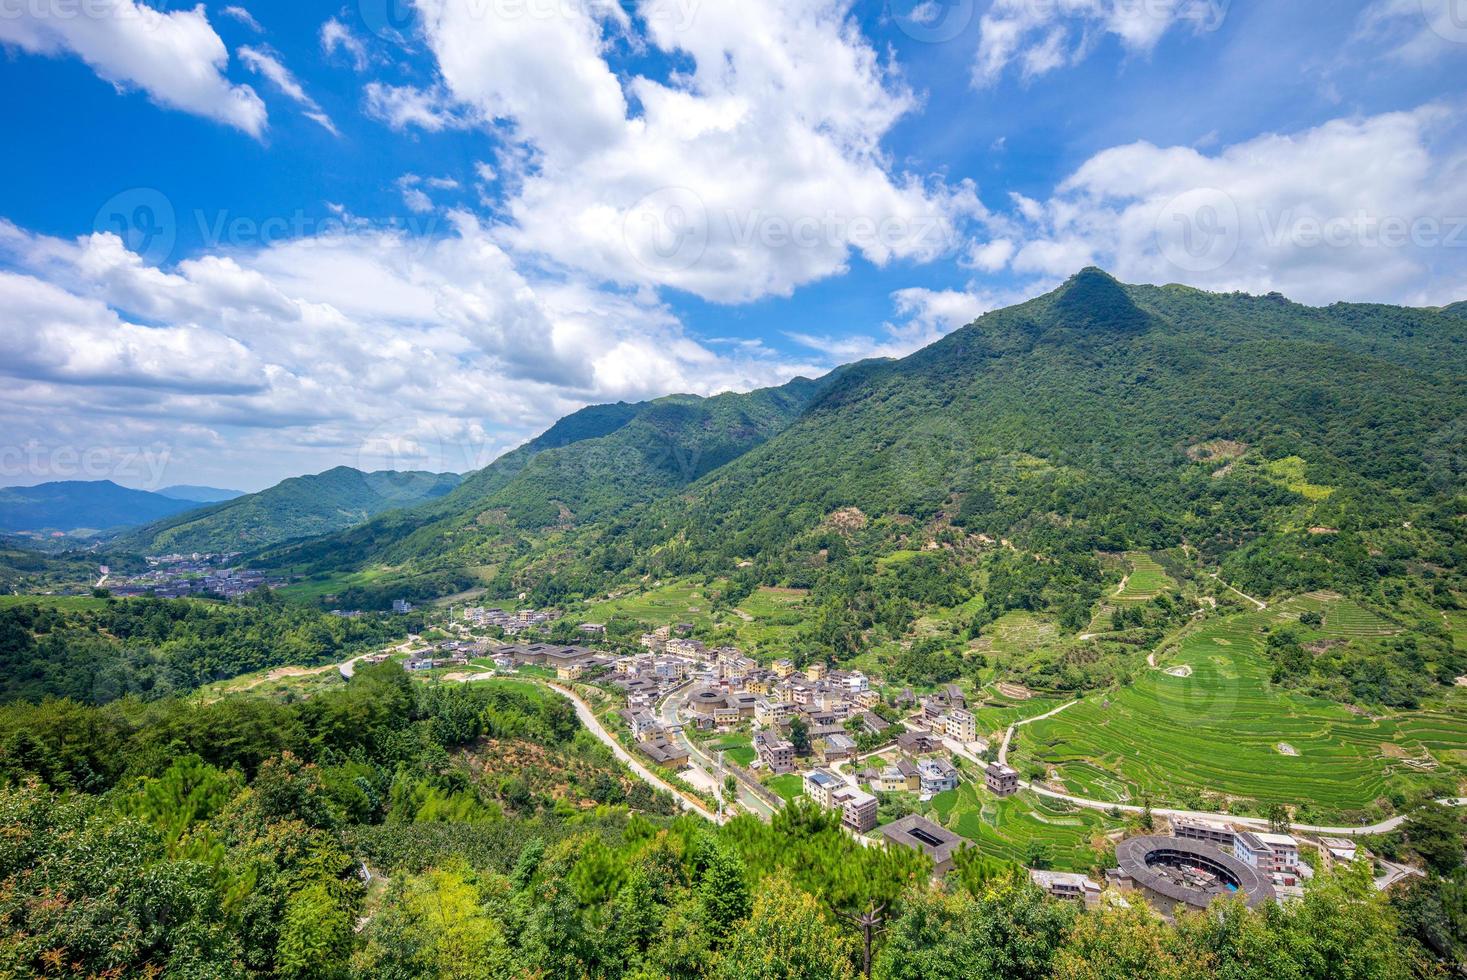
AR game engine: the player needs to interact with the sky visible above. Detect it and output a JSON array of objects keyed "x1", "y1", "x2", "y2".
[{"x1": 1, "y1": 0, "x2": 1464, "y2": 492}]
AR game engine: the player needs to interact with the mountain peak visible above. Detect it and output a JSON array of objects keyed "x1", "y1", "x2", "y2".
[{"x1": 1050, "y1": 266, "x2": 1149, "y2": 333}]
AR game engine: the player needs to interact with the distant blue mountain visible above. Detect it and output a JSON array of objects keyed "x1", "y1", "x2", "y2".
[{"x1": 0, "y1": 481, "x2": 200, "y2": 533}]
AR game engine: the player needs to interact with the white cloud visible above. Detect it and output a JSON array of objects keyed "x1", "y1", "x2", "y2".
[
  {"x1": 985, "y1": 104, "x2": 1467, "y2": 306},
  {"x1": 238, "y1": 45, "x2": 338, "y2": 134},
  {"x1": 320, "y1": 16, "x2": 370, "y2": 71},
  {"x1": 363, "y1": 81, "x2": 476, "y2": 132},
  {"x1": 1353, "y1": 0, "x2": 1467, "y2": 64},
  {"x1": 0, "y1": 216, "x2": 826, "y2": 489},
  {"x1": 973, "y1": 0, "x2": 1228, "y2": 86},
  {"x1": 409, "y1": 0, "x2": 976, "y2": 303},
  {"x1": 220, "y1": 5, "x2": 263, "y2": 32},
  {"x1": 0, "y1": 0, "x2": 267, "y2": 135},
  {"x1": 790, "y1": 285, "x2": 1018, "y2": 361}
]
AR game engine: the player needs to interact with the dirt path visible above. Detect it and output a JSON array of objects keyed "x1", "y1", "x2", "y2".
[
  {"x1": 1207, "y1": 572, "x2": 1267, "y2": 610},
  {"x1": 997, "y1": 699, "x2": 1081, "y2": 766}
]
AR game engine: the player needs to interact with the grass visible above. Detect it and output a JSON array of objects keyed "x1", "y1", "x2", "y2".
[
  {"x1": 1263, "y1": 456, "x2": 1335, "y2": 500},
  {"x1": 1274, "y1": 591, "x2": 1398, "y2": 637},
  {"x1": 276, "y1": 568, "x2": 394, "y2": 602},
  {"x1": 709, "y1": 734, "x2": 757, "y2": 767},
  {"x1": 582, "y1": 579, "x2": 720, "y2": 632},
  {"x1": 1010, "y1": 610, "x2": 1467, "y2": 821},
  {"x1": 766, "y1": 774, "x2": 804, "y2": 803},
  {"x1": 0, "y1": 594, "x2": 113, "y2": 611},
  {"x1": 924, "y1": 784, "x2": 1121, "y2": 872}
]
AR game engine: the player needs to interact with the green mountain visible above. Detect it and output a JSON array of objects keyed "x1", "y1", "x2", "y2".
[
  {"x1": 263, "y1": 271, "x2": 1464, "y2": 656},
  {"x1": 0, "y1": 480, "x2": 200, "y2": 533},
  {"x1": 115, "y1": 466, "x2": 462, "y2": 554},
  {"x1": 254, "y1": 373, "x2": 841, "y2": 596}
]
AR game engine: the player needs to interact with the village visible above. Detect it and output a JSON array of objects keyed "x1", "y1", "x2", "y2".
[
  {"x1": 366, "y1": 603, "x2": 1413, "y2": 918},
  {"x1": 101, "y1": 552, "x2": 287, "y2": 599}
]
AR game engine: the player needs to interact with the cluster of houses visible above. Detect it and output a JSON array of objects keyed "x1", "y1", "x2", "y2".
[
  {"x1": 462, "y1": 605, "x2": 557, "y2": 635},
  {"x1": 109, "y1": 558, "x2": 283, "y2": 599}
]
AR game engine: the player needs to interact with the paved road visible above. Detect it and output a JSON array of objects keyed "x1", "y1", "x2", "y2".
[
  {"x1": 656, "y1": 685, "x2": 779, "y2": 820},
  {"x1": 546, "y1": 682, "x2": 721, "y2": 823}
]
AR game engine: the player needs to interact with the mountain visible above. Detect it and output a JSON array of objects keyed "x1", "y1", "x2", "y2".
[
  {"x1": 115, "y1": 466, "x2": 463, "y2": 554},
  {"x1": 157, "y1": 484, "x2": 244, "y2": 503},
  {"x1": 0, "y1": 481, "x2": 200, "y2": 533},
  {"x1": 264, "y1": 269, "x2": 1465, "y2": 622},
  {"x1": 253, "y1": 373, "x2": 843, "y2": 603}
]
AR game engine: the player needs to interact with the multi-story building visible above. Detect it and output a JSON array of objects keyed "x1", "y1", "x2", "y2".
[
  {"x1": 1030, "y1": 870, "x2": 1103, "y2": 906},
  {"x1": 946, "y1": 708, "x2": 977, "y2": 743},
  {"x1": 1236, "y1": 832, "x2": 1300, "y2": 876},
  {"x1": 1171, "y1": 817, "x2": 1237, "y2": 850},
  {"x1": 772, "y1": 659, "x2": 796, "y2": 678},
  {"x1": 919, "y1": 757, "x2": 959, "y2": 794},
  {"x1": 831, "y1": 784, "x2": 879, "y2": 832},
  {"x1": 754, "y1": 729, "x2": 795, "y2": 774},
  {"x1": 803, "y1": 768, "x2": 844, "y2": 808},
  {"x1": 984, "y1": 762, "x2": 1019, "y2": 797}
]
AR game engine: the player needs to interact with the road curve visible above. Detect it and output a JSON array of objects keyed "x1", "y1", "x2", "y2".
[{"x1": 546, "y1": 682, "x2": 721, "y2": 823}]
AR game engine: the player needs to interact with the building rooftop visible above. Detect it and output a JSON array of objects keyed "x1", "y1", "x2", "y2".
[
  {"x1": 1115, "y1": 835, "x2": 1276, "y2": 910},
  {"x1": 879, "y1": 815, "x2": 967, "y2": 866}
]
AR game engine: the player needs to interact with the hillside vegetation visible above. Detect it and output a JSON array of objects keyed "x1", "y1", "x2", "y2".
[{"x1": 116, "y1": 466, "x2": 463, "y2": 554}]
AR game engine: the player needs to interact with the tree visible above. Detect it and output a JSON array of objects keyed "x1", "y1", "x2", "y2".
[
  {"x1": 1265, "y1": 803, "x2": 1292, "y2": 835},
  {"x1": 1402, "y1": 804, "x2": 1466, "y2": 875},
  {"x1": 699, "y1": 835, "x2": 752, "y2": 937},
  {"x1": 789, "y1": 717, "x2": 812, "y2": 756},
  {"x1": 715, "y1": 873, "x2": 856, "y2": 980}
]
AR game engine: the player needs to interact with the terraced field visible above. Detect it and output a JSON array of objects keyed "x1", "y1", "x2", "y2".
[
  {"x1": 1113, "y1": 552, "x2": 1175, "y2": 602},
  {"x1": 969, "y1": 692, "x2": 1067, "y2": 741},
  {"x1": 583, "y1": 579, "x2": 720, "y2": 630},
  {"x1": 1014, "y1": 612, "x2": 1467, "y2": 820},
  {"x1": 927, "y1": 784, "x2": 1122, "y2": 871},
  {"x1": 1274, "y1": 591, "x2": 1399, "y2": 637},
  {"x1": 766, "y1": 774, "x2": 804, "y2": 802}
]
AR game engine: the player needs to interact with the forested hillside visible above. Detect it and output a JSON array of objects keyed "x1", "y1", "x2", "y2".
[
  {"x1": 255, "y1": 373, "x2": 841, "y2": 606},
  {"x1": 116, "y1": 466, "x2": 463, "y2": 554}
]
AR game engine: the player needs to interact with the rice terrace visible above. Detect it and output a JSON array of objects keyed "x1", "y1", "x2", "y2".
[{"x1": 1012, "y1": 601, "x2": 1467, "y2": 823}]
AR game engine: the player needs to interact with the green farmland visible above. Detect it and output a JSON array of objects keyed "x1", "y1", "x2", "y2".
[
  {"x1": 1011, "y1": 610, "x2": 1467, "y2": 821},
  {"x1": 1113, "y1": 552, "x2": 1175, "y2": 602},
  {"x1": 927, "y1": 784, "x2": 1122, "y2": 872}
]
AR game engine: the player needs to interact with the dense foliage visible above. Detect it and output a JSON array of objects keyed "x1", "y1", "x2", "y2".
[
  {"x1": 0, "y1": 664, "x2": 1460, "y2": 978},
  {"x1": 0, "y1": 591, "x2": 407, "y2": 705}
]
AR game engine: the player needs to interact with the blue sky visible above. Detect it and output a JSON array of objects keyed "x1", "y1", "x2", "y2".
[{"x1": 1, "y1": 0, "x2": 1464, "y2": 491}]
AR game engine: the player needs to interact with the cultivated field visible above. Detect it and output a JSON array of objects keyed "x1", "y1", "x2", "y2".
[
  {"x1": 927, "y1": 784, "x2": 1122, "y2": 872},
  {"x1": 1013, "y1": 610, "x2": 1467, "y2": 821},
  {"x1": 1113, "y1": 552, "x2": 1175, "y2": 603}
]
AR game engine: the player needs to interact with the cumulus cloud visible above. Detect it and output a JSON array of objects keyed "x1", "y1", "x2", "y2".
[
  {"x1": 1353, "y1": 0, "x2": 1467, "y2": 64},
  {"x1": 973, "y1": 0, "x2": 1228, "y2": 86},
  {"x1": 410, "y1": 0, "x2": 977, "y2": 303},
  {"x1": 320, "y1": 16, "x2": 370, "y2": 71},
  {"x1": 363, "y1": 81, "x2": 476, "y2": 132},
  {"x1": 0, "y1": 0, "x2": 267, "y2": 135},
  {"x1": 238, "y1": 45, "x2": 338, "y2": 134},
  {"x1": 0, "y1": 217, "x2": 825, "y2": 488},
  {"x1": 981, "y1": 104, "x2": 1467, "y2": 306},
  {"x1": 790, "y1": 285, "x2": 1020, "y2": 361}
]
